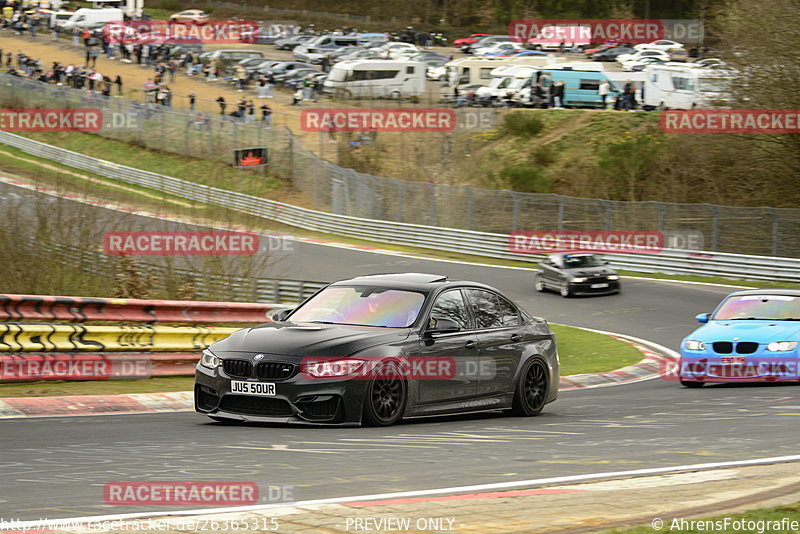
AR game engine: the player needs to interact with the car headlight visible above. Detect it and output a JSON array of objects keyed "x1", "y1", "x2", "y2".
[
  {"x1": 684, "y1": 340, "x2": 706, "y2": 351},
  {"x1": 200, "y1": 349, "x2": 220, "y2": 369},
  {"x1": 767, "y1": 341, "x2": 797, "y2": 352},
  {"x1": 607, "y1": 275, "x2": 619, "y2": 280},
  {"x1": 305, "y1": 359, "x2": 365, "y2": 377},
  {"x1": 571, "y1": 277, "x2": 587, "y2": 283}
]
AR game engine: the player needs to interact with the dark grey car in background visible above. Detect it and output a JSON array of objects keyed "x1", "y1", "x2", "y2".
[
  {"x1": 534, "y1": 253, "x2": 621, "y2": 297},
  {"x1": 196, "y1": 273, "x2": 559, "y2": 426}
]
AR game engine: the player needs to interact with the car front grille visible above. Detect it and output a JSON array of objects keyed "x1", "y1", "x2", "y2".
[
  {"x1": 195, "y1": 386, "x2": 218, "y2": 411},
  {"x1": 256, "y1": 362, "x2": 296, "y2": 380},
  {"x1": 712, "y1": 341, "x2": 759, "y2": 354},
  {"x1": 297, "y1": 398, "x2": 340, "y2": 419},
  {"x1": 223, "y1": 359, "x2": 253, "y2": 378},
  {"x1": 219, "y1": 395, "x2": 294, "y2": 417},
  {"x1": 712, "y1": 342, "x2": 733, "y2": 354}
]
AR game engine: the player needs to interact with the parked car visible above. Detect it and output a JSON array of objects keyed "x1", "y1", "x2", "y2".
[
  {"x1": 274, "y1": 68, "x2": 319, "y2": 86},
  {"x1": 453, "y1": 33, "x2": 492, "y2": 48},
  {"x1": 584, "y1": 42, "x2": 623, "y2": 55},
  {"x1": 615, "y1": 49, "x2": 672, "y2": 64},
  {"x1": 679, "y1": 289, "x2": 800, "y2": 387},
  {"x1": 666, "y1": 47, "x2": 689, "y2": 62},
  {"x1": 474, "y1": 42, "x2": 524, "y2": 56},
  {"x1": 590, "y1": 46, "x2": 635, "y2": 61},
  {"x1": 463, "y1": 35, "x2": 515, "y2": 54},
  {"x1": 169, "y1": 9, "x2": 209, "y2": 23},
  {"x1": 628, "y1": 57, "x2": 668, "y2": 71},
  {"x1": 274, "y1": 34, "x2": 315, "y2": 50},
  {"x1": 633, "y1": 39, "x2": 684, "y2": 52},
  {"x1": 195, "y1": 273, "x2": 560, "y2": 426},
  {"x1": 534, "y1": 253, "x2": 621, "y2": 297},
  {"x1": 693, "y1": 58, "x2": 729, "y2": 69},
  {"x1": 334, "y1": 49, "x2": 382, "y2": 63}
]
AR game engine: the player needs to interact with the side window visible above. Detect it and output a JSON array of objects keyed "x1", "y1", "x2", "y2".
[
  {"x1": 480, "y1": 67, "x2": 493, "y2": 79},
  {"x1": 429, "y1": 290, "x2": 470, "y2": 330},
  {"x1": 580, "y1": 78, "x2": 600, "y2": 90},
  {"x1": 466, "y1": 289, "x2": 502, "y2": 329},
  {"x1": 406, "y1": 66, "x2": 414, "y2": 74},
  {"x1": 495, "y1": 295, "x2": 521, "y2": 327}
]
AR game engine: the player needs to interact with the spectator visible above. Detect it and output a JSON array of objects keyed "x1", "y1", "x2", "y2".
[
  {"x1": 598, "y1": 79, "x2": 610, "y2": 109},
  {"x1": 114, "y1": 74, "x2": 123, "y2": 96},
  {"x1": 260, "y1": 103, "x2": 272, "y2": 127},
  {"x1": 246, "y1": 99, "x2": 255, "y2": 123},
  {"x1": 291, "y1": 87, "x2": 303, "y2": 106},
  {"x1": 216, "y1": 95, "x2": 226, "y2": 115},
  {"x1": 188, "y1": 92, "x2": 196, "y2": 110}
]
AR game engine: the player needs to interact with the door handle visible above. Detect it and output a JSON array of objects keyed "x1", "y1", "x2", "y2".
[
  {"x1": 464, "y1": 340, "x2": 476, "y2": 349},
  {"x1": 510, "y1": 334, "x2": 522, "y2": 342}
]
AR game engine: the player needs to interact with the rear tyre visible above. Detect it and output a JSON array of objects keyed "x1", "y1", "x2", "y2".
[
  {"x1": 681, "y1": 380, "x2": 705, "y2": 388},
  {"x1": 511, "y1": 359, "x2": 548, "y2": 416},
  {"x1": 534, "y1": 274, "x2": 546, "y2": 292},
  {"x1": 362, "y1": 362, "x2": 407, "y2": 426},
  {"x1": 390, "y1": 90, "x2": 401, "y2": 100}
]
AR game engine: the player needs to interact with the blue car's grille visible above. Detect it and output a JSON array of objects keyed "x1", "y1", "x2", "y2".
[{"x1": 712, "y1": 341, "x2": 759, "y2": 354}]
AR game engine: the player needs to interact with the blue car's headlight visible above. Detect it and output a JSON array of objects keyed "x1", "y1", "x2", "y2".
[
  {"x1": 767, "y1": 341, "x2": 797, "y2": 352},
  {"x1": 684, "y1": 340, "x2": 706, "y2": 351}
]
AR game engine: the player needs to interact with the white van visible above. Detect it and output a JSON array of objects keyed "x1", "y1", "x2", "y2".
[
  {"x1": 642, "y1": 64, "x2": 734, "y2": 109},
  {"x1": 293, "y1": 35, "x2": 360, "y2": 64},
  {"x1": 60, "y1": 8, "x2": 123, "y2": 30},
  {"x1": 323, "y1": 60, "x2": 426, "y2": 99},
  {"x1": 476, "y1": 65, "x2": 536, "y2": 102}
]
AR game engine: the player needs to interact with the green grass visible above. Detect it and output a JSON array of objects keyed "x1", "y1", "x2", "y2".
[
  {"x1": 0, "y1": 324, "x2": 647, "y2": 398},
  {"x1": 21, "y1": 132, "x2": 282, "y2": 200},
  {"x1": 553, "y1": 324, "x2": 644, "y2": 376},
  {"x1": 605, "y1": 502, "x2": 800, "y2": 533}
]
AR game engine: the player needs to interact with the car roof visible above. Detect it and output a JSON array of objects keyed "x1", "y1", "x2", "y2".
[
  {"x1": 329, "y1": 273, "x2": 501, "y2": 294},
  {"x1": 727, "y1": 289, "x2": 800, "y2": 298}
]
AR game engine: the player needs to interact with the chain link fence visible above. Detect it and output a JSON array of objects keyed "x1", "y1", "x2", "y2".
[{"x1": 1, "y1": 73, "x2": 800, "y2": 258}]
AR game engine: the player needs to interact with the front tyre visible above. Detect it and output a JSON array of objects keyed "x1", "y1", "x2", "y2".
[
  {"x1": 560, "y1": 280, "x2": 573, "y2": 298},
  {"x1": 362, "y1": 362, "x2": 407, "y2": 426},
  {"x1": 511, "y1": 359, "x2": 548, "y2": 416},
  {"x1": 534, "y1": 274, "x2": 546, "y2": 292},
  {"x1": 681, "y1": 380, "x2": 704, "y2": 388}
]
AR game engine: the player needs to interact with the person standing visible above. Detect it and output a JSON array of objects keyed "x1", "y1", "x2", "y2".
[
  {"x1": 598, "y1": 78, "x2": 610, "y2": 109},
  {"x1": 114, "y1": 74, "x2": 123, "y2": 96},
  {"x1": 188, "y1": 92, "x2": 196, "y2": 111},
  {"x1": 291, "y1": 87, "x2": 303, "y2": 106},
  {"x1": 246, "y1": 99, "x2": 255, "y2": 123},
  {"x1": 216, "y1": 96, "x2": 226, "y2": 115},
  {"x1": 260, "y1": 103, "x2": 272, "y2": 128}
]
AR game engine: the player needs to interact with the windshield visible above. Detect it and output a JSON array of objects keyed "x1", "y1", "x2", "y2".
[
  {"x1": 563, "y1": 254, "x2": 604, "y2": 268},
  {"x1": 713, "y1": 295, "x2": 800, "y2": 320},
  {"x1": 289, "y1": 286, "x2": 426, "y2": 328}
]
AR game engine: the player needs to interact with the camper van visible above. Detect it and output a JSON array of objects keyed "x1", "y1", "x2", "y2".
[
  {"x1": 323, "y1": 60, "x2": 426, "y2": 99},
  {"x1": 60, "y1": 8, "x2": 124, "y2": 30},
  {"x1": 642, "y1": 64, "x2": 734, "y2": 109},
  {"x1": 515, "y1": 68, "x2": 621, "y2": 108},
  {"x1": 475, "y1": 65, "x2": 537, "y2": 104}
]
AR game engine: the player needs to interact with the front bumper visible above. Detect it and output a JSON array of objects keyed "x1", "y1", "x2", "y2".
[
  {"x1": 569, "y1": 280, "x2": 620, "y2": 295},
  {"x1": 679, "y1": 352, "x2": 800, "y2": 382},
  {"x1": 194, "y1": 364, "x2": 369, "y2": 425}
]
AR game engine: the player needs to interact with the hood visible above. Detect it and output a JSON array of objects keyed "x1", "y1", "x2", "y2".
[
  {"x1": 565, "y1": 266, "x2": 616, "y2": 277},
  {"x1": 691, "y1": 321, "x2": 800, "y2": 343},
  {"x1": 209, "y1": 322, "x2": 412, "y2": 358}
]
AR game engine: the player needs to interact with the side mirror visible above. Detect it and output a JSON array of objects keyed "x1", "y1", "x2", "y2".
[
  {"x1": 695, "y1": 313, "x2": 710, "y2": 324},
  {"x1": 427, "y1": 317, "x2": 461, "y2": 334},
  {"x1": 272, "y1": 308, "x2": 294, "y2": 322}
]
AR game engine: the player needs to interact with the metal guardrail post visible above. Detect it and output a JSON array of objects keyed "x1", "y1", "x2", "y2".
[
  {"x1": 769, "y1": 207, "x2": 781, "y2": 257},
  {"x1": 706, "y1": 204, "x2": 719, "y2": 251}
]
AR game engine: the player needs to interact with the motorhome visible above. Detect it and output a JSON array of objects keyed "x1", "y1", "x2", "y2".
[
  {"x1": 642, "y1": 64, "x2": 734, "y2": 109},
  {"x1": 323, "y1": 60, "x2": 426, "y2": 99},
  {"x1": 475, "y1": 65, "x2": 536, "y2": 103}
]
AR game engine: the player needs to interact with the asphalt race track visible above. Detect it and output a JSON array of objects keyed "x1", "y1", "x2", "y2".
[{"x1": 2, "y1": 181, "x2": 799, "y2": 521}]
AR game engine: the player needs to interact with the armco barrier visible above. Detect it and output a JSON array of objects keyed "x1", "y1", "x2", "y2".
[
  {"x1": 0, "y1": 352, "x2": 199, "y2": 381},
  {"x1": 0, "y1": 324, "x2": 237, "y2": 352},
  {"x1": 1, "y1": 132, "x2": 799, "y2": 282},
  {"x1": 0, "y1": 294, "x2": 288, "y2": 324}
]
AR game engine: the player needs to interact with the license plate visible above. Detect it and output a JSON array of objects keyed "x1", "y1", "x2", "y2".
[
  {"x1": 721, "y1": 356, "x2": 746, "y2": 364},
  {"x1": 230, "y1": 381, "x2": 276, "y2": 396},
  {"x1": 591, "y1": 283, "x2": 609, "y2": 288}
]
